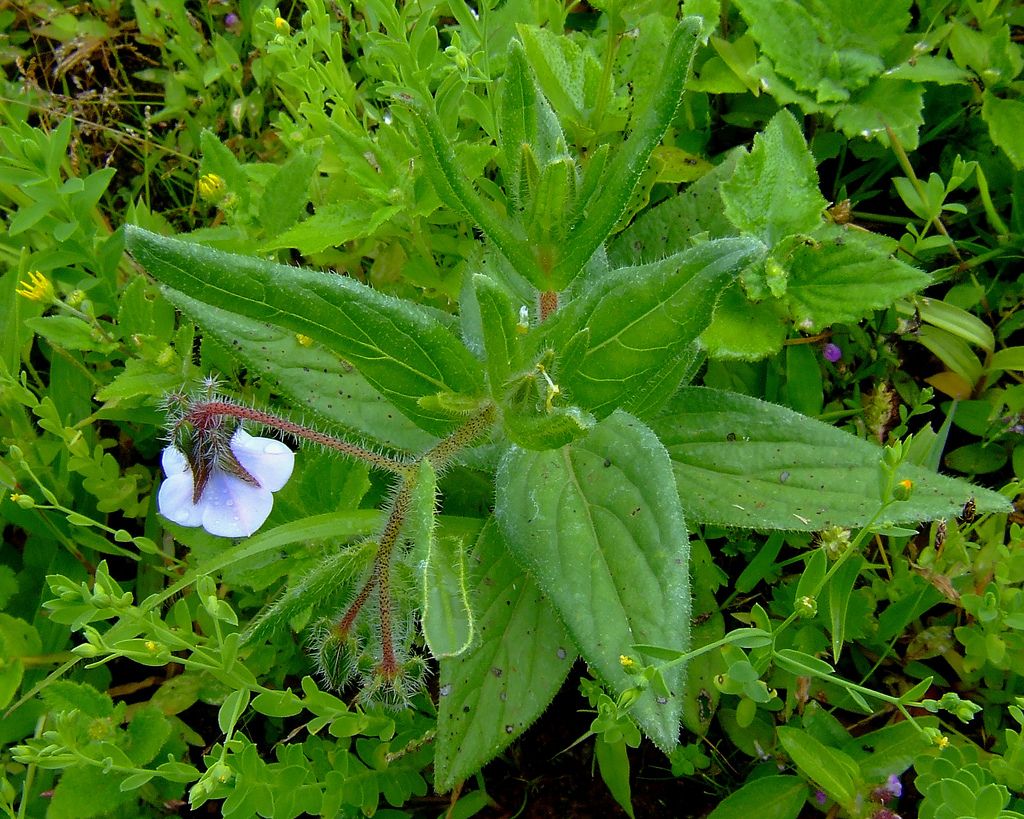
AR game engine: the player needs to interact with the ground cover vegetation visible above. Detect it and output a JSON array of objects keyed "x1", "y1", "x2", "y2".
[{"x1": 2, "y1": 1, "x2": 1024, "y2": 817}]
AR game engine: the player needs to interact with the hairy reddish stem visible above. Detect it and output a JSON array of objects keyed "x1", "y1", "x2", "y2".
[{"x1": 184, "y1": 400, "x2": 410, "y2": 474}]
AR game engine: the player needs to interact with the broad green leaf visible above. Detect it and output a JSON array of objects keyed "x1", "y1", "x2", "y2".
[
  {"x1": 24, "y1": 316, "x2": 116, "y2": 353},
  {"x1": 539, "y1": 238, "x2": 765, "y2": 419},
  {"x1": 700, "y1": 283, "x2": 789, "y2": 360},
  {"x1": 682, "y1": 539, "x2": 725, "y2": 736},
  {"x1": 257, "y1": 149, "x2": 319, "y2": 239},
  {"x1": 982, "y1": 91, "x2": 1024, "y2": 169},
  {"x1": 776, "y1": 726, "x2": 859, "y2": 808},
  {"x1": 434, "y1": 520, "x2": 575, "y2": 791},
  {"x1": 0, "y1": 659, "x2": 23, "y2": 710},
  {"x1": 915, "y1": 297, "x2": 995, "y2": 352},
  {"x1": 48, "y1": 765, "x2": 134, "y2": 819},
  {"x1": 496, "y1": 411, "x2": 690, "y2": 751},
  {"x1": 832, "y1": 77, "x2": 925, "y2": 150},
  {"x1": 735, "y1": 0, "x2": 909, "y2": 103},
  {"x1": 842, "y1": 718, "x2": 933, "y2": 779},
  {"x1": 721, "y1": 109, "x2": 827, "y2": 245},
  {"x1": 165, "y1": 289, "x2": 434, "y2": 453},
  {"x1": 40, "y1": 680, "x2": 114, "y2": 719},
  {"x1": 917, "y1": 326, "x2": 984, "y2": 386},
  {"x1": 652, "y1": 387, "x2": 1011, "y2": 531},
  {"x1": 608, "y1": 151, "x2": 743, "y2": 267},
  {"x1": 707, "y1": 775, "x2": 807, "y2": 819},
  {"x1": 259, "y1": 201, "x2": 402, "y2": 254},
  {"x1": 125, "y1": 226, "x2": 484, "y2": 436},
  {"x1": 990, "y1": 346, "x2": 1024, "y2": 371},
  {"x1": 784, "y1": 343, "x2": 823, "y2": 417}
]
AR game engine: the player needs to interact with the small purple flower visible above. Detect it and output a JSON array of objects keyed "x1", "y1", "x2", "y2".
[
  {"x1": 225, "y1": 12, "x2": 240, "y2": 28},
  {"x1": 814, "y1": 789, "x2": 827, "y2": 806},
  {"x1": 885, "y1": 773, "x2": 902, "y2": 799},
  {"x1": 871, "y1": 773, "x2": 903, "y2": 804},
  {"x1": 822, "y1": 342, "x2": 842, "y2": 363}
]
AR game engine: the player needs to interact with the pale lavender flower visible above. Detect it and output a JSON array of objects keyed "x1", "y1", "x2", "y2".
[
  {"x1": 158, "y1": 428, "x2": 293, "y2": 537},
  {"x1": 823, "y1": 342, "x2": 842, "y2": 363}
]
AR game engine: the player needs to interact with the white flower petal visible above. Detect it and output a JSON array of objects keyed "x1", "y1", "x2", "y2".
[
  {"x1": 230, "y1": 429, "x2": 294, "y2": 492},
  {"x1": 200, "y1": 471, "x2": 274, "y2": 538},
  {"x1": 161, "y1": 446, "x2": 190, "y2": 476},
  {"x1": 158, "y1": 472, "x2": 204, "y2": 527}
]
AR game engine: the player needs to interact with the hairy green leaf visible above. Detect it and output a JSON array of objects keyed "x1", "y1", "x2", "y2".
[
  {"x1": 496, "y1": 411, "x2": 690, "y2": 750},
  {"x1": 166, "y1": 289, "x2": 434, "y2": 453},
  {"x1": 125, "y1": 226, "x2": 484, "y2": 436},
  {"x1": 539, "y1": 238, "x2": 765, "y2": 419},
  {"x1": 653, "y1": 387, "x2": 1011, "y2": 530},
  {"x1": 434, "y1": 520, "x2": 574, "y2": 791},
  {"x1": 721, "y1": 109, "x2": 827, "y2": 245}
]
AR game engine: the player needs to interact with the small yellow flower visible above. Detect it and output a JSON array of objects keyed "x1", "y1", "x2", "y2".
[
  {"x1": 935, "y1": 734, "x2": 950, "y2": 749},
  {"x1": 197, "y1": 173, "x2": 226, "y2": 202},
  {"x1": 16, "y1": 271, "x2": 55, "y2": 303},
  {"x1": 295, "y1": 333, "x2": 313, "y2": 347},
  {"x1": 145, "y1": 640, "x2": 159, "y2": 652},
  {"x1": 619, "y1": 654, "x2": 637, "y2": 670},
  {"x1": 274, "y1": 16, "x2": 289, "y2": 32}
]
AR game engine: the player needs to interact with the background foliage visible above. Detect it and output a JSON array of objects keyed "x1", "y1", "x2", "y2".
[{"x1": 2, "y1": 1, "x2": 1024, "y2": 817}]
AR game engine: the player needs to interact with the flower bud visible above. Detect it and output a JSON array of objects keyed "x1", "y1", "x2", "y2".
[
  {"x1": 795, "y1": 595, "x2": 817, "y2": 618},
  {"x1": 197, "y1": 173, "x2": 227, "y2": 202},
  {"x1": 893, "y1": 479, "x2": 913, "y2": 501},
  {"x1": 819, "y1": 526, "x2": 851, "y2": 560},
  {"x1": 11, "y1": 493, "x2": 35, "y2": 509}
]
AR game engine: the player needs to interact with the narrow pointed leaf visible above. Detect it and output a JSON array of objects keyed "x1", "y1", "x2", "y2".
[
  {"x1": 499, "y1": 41, "x2": 539, "y2": 209},
  {"x1": 551, "y1": 18, "x2": 702, "y2": 287},
  {"x1": 402, "y1": 98, "x2": 544, "y2": 287},
  {"x1": 125, "y1": 226, "x2": 484, "y2": 436},
  {"x1": 652, "y1": 387, "x2": 1011, "y2": 530},
  {"x1": 422, "y1": 535, "x2": 474, "y2": 659},
  {"x1": 434, "y1": 519, "x2": 575, "y2": 791},
  {"x1": 496, "y1": 411, "x2": 691, "y2": 750},
  {"x1": 828, "y1": 555, "x2": 863, "y2": 662},
  {"x1": 473, "y1": 274, "x2": 519, "y2": 397}
]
